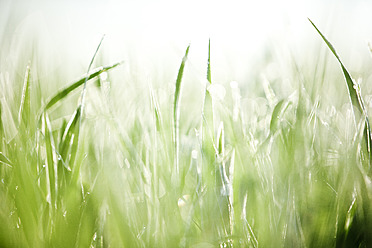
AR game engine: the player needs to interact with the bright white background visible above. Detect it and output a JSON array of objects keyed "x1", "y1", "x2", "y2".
[{"x1": 1, "y1": 0, "x2": 372, "y2": 81}]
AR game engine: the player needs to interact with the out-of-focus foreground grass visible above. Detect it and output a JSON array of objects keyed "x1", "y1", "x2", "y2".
[{"x1": 1, "y1": 12, "x2": 372, "y2": 248}]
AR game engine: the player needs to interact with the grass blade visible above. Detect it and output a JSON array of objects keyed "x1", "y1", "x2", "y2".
[
  {"x1": 0, "y1": 101, "x2": 3, "y2": 149},
  {"x1": 59, "y1": 106, "x2": 81, "y2": 171},
  {"x1": 202, "y1": 39, "x2": 215, "y2": 158},
  {"x1": 79, "y1": 35, "x2": 106, "y2": 115},
  {"x1": 228, "y1": 149, "x2": 235, "y2": 237},
  {"x1": 217, "y1": 122, "x2": 224, "y2": 157},
  {"x1": 150, "y1": 87, "x2": 162, "y2": 132},
  {"x1": 270, "y1": 99, "x2": 290, "y2": 134},
  {"x1": 174, "y1": 45, "x2": 190, "y2": 177},
  {"x1": 216, "y1": 121, "x2": 225, "y2": 188},
  {"x1": 207, "y1": 39, "x2": 212, "y2": 84},
  {"x1": 309, "y1": 18, "x2": 359, "y2": 114},
  {"x1": 67, "y1": 107, "x2": 82, "y2": 186},
  {"x1": 309, "y1": 18, "x2": 372, "y2": 170},
  {"x1": 42, "y1": 62, "x2": 121, "y2": 112},
  {"x1": 203, "y1": 39, "x2": 214, "y2": 137},
  {"x1": 43, "y1": 112, "x2": 58, "y2": 208},
  {"x1": 18, "y1": 63, "x2": 31, "y2": 126},
  {"x1": 203, "y1": 40, "x2": 214, "y2": 134}
]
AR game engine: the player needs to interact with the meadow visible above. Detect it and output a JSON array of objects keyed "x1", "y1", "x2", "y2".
[{"x1": 1, "y1": 18, "x2": 372, "y2": 247}]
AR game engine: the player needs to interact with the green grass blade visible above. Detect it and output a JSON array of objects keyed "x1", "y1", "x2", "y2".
[
  {"x1": 79, "y1": 35, "x2": 106, "y2": 114},
  {"x1": 270, "y1": 99, "x2": 290, "y2": 134},
  {"x1": 67, "y1": 107, "x2": 82, "y2": 177},
  {"x1": 42, "y1": 62, "x2": 121, "y2": 112},
  {"x1": 43, "y1": 112, "x2": 58, "y2": 208},
  {"x1": 202, "y1": 39, "x2": 215, "y2": 154},
  {"x1": 174, "y1": 45, "x2": 190, "y2": 177},
  {"x1": 59, "y1": 106, "x2": 81, "y2": 171},
  {"x1": 204, "y1": 39, "x2": 214, "y2": 127},
  {"x1": 59, "y1": 118, "x2": 67, "y2": 146},
  {"x1": 308, "y1": 18, "x2": 359, "y2": 112},
  {"x1": 67, "y1": 108, "x2": 82, "y2": 185},
  {"x1": 67, "y1": 37, "x2": 105, "y2": 186},
  {"x1": 18, "y1": 63, "x2": 31, "y2": 126},
  {"x1": 309, "y1": 18, "x2": 372, "y2": 170},
  {"x1": 216, "y1": 121, "x2": 226, "y2": 189},
  {"x1": 150, "y1": 88, "x2": 162, "y2": 132},
  {"x1": 207, "y1": 39, "x2": 211, "y2": 84},
  {"x1": 228, "y1": 149, "x2": 235, "y2": 236},
  {"x1": 217, "y1": 122, "x2": 224, "y2": 157},
  {"x1": 0, "y1": 152, "x2": 12, "y2": 167},
  {"x1": 199, "y1": 40, "x2": 216, "y2": 211},
  {"x1": 0, "y1": 101, "x2": 3, "y2": 148}
]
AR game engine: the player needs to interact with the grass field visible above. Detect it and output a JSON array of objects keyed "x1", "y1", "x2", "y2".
[{"x1": 1, "y1": 15, "x2": 372, "y2": 247}]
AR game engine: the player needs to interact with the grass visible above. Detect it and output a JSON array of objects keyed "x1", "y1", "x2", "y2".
[{"x1": 1, "y1": 19, "x2": 372, "y2": 247}]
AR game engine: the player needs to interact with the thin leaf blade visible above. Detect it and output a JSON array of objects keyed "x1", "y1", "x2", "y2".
[
  {"x1": 43, "y1": 112, "x2": 58, "y2": 208},
  {"x1": 270, "y1": 99, "x2": 290, "y2": 133},
  {"x1": 43, "y1": 62, "x2": 121, "y2": 112},
  {"x1": 18, "y1": 63, "x2": 31, "y2": 126},
  {"x1": 202, "y1": 39, "x2": 215, "y2": 151},
  {"x1": 207, "y1": 39, "x2": 211, "y2": 84},
  {"x1": 309, "y1": 18, "x2": 359, "y2": 112},
  {"x1": 59, "y1": 106, "x2": 81, "y2": 171},
  {"x1": 309, "y1": 18, "x2": 372, "y2": 170},
  {"x1": 0, "y1": 100, "x2": 3, "y2": 149},
  {"x1": 174, "y1": 45, "x2": 190, "y2": 177}
]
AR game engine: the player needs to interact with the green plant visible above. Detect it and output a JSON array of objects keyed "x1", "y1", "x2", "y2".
[{"x1": 0, "y1": 20, "x2": 372, "y2": 247}]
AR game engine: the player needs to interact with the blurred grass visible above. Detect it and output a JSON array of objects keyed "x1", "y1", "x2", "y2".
[{"x1": 0, "y1": 20, "x2": 372, "y2": 248}]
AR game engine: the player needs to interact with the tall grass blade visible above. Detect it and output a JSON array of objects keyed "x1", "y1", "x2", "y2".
[
  {"x1": 309, "y1": 19, "x2": 360, "y2": 115},
  {"x1": 174, "y1": 45, "x2": 190, "y2": 177},
  {"x1": 0, "y1": 101, "x2": 3, "y2": 148},
  {"x1": 42, "y1": 62, "x2": 121, "y2": 112},
  {"x1": 43, "y1": 112, "x2": 58, "y2": 209},
  {"x1": 202, "y1": 39, "x2": 215, "y2": 160},
  {"x1": 217, "y1": 122, "x2": 224, "y2": 156},
  {"x1": 216, "y1": 122, "x2": 226, "y2": 189},
  {"x1": 67, "y1": 106, "x2": 82, "y2": 185},
  {"x1": 228, "y1": 149, "x2": 235, "y2": 237},
  {"x1": 150, "y1": 86, "x2": 162, "y2": 132},
  {"x1": 242, "y1": 194, "x2": 258, "y2": 248},
  {"x1": 59, "y1": 106, "x2": 81, "y2": 171},
  {"x1": 207, "y1": 39, "x2": 212, "y2": 84},
  {"x1": 204, "y1": 39, "x2": 214, "y2": 128},
  {"x1": 309, "y1": 18, "x2": 372, "y2": 170},
  {"x1": 198, "y1": 41, "x2": 216, "y2": 234},
  {"x1": 79, "y1": 35, "x2": 105, "y2": 114},
  {"x1": 216, "y1": 122, "x2": 233, "y2": 237},
  {"x1": 270, "y1": 99, "x2": 290, "y2": 134},
  {"x1": 72, "y1": 37, "x2": 106, "y2": 186},
  {"x1": 18, "y1": 63, "x2": 31, "y2": 127}
]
